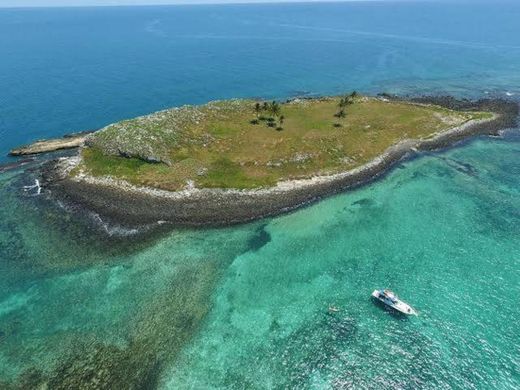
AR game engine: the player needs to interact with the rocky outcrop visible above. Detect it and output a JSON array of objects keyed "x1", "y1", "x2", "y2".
[{"x1": 9, "y1": 134, "x2": 87, "y2": 156}]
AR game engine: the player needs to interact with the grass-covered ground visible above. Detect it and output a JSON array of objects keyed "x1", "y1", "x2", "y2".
[{"x1": 80, "y1": 96, "x2": 492, "y2": 190}]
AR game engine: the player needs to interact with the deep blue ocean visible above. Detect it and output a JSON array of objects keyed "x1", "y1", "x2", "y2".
[
  {"x1": 0, "y1": 1, "x2": 519, "y2": 389},
  {"x1": 1, "y1": 0, "x2": 520, "y2": 161}
]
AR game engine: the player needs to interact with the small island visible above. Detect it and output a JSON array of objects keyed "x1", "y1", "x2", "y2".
[{"x1": 41, "y1": 94, "x2": 516, "y2": 227}]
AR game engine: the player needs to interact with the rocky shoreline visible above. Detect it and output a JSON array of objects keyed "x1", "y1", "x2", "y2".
[
  {"x1": 9, "y1": 131, "x2": 91, "y2": 156},
  {"x1": 40, "y1": 97, "x2": 518, "y2": 229}
]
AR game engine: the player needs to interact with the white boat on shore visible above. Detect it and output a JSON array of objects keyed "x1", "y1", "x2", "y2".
[{"x1": 371, "y1": 289, "x2": 417, "y2": 315}]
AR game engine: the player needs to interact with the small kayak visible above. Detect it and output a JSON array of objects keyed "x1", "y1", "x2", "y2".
[{"x1": 372, "y1": 289, "x2": 417, "y2": 315}]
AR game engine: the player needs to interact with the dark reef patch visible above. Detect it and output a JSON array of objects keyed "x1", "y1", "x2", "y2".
[
  {"x1": 351, "y1": 198, "x2": 375, "y2": 207},
  {"x1": 439, "y1": 157, "x2": 479, "y2": 177},
  {"x1": 1, "y1": 259, "x2": 229, "y2": 389},
  {"x1": 247, "y1": 224, "x2": 271, "y2": 252}
]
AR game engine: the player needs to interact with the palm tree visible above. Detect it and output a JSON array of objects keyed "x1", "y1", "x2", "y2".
[
  {"x1": 263, "y1": 102, "x2": 269, "y2": 111},
  {"x1": 254, "y1": 102, "x2": 261, "y2": 117},
  {"x1": 279, "y1": 115, "x2": 285, "y2": 127},
  {"x1": 336, "y1": 109, "x2": 346, "y2": 118},
  {"x1": 270, "y1": 101, "x2": 280, "y2": 118}
]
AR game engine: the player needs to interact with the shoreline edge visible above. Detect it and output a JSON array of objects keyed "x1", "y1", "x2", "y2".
[{"x1": 40, "y1": 96, "x2": 519, "y2": 229}]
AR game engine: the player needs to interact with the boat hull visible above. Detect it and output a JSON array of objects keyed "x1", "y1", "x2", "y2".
[{"x1": 371, "y1": 290, "x2": 417, "y2": 315}]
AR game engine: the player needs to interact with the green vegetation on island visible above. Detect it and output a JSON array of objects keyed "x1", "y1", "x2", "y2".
[{"x1": 80, "y1": 94, "x2": 492, "y2": 190}]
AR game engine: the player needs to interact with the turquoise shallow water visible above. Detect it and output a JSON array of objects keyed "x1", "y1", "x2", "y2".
[
  {"x1": 1, "y1": 136, "x2": 519, "y2": 388},
  {"x1": 1, "y1": 0, "x2": 520, "y2": 161},
  {"x1": 0, "y1": 1, "x2": 520, "y2": 388},
  {"x1": 161, "y1": 138, "x2": 520, "y2": 389}
]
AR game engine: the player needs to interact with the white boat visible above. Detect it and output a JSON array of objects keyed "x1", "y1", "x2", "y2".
[{"x1": 371, "y1": 289, "x2": 417, "y2": 315}]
